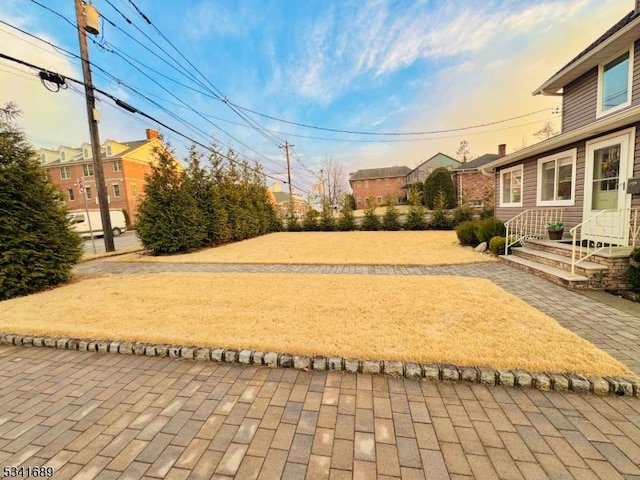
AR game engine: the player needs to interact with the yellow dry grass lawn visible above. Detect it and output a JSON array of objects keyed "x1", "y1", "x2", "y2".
[
  {"x1": 0, "y1": 273, "x2": 631, "y2": 377},
  {"x1": 114, "y1": 231, "x2": 495, "y2": 266}
]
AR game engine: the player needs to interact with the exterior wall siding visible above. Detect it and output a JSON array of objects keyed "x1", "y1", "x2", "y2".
[
  {"x1": 496, "y1": 122, "x2": 640, "y2": 228},
  {"x1": 562, "y1": 69, "x2": 597, "y2": 133},
  {"x1": 563, "y1": 39, "x2": 640, "y2": 133},
  {"x1": 495, "y1": 141, "x2": 586, "y2": 230}
]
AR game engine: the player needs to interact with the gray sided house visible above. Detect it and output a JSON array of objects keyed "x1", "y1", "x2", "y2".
[
  {"x1": 483, "y1": 2, "x2": 640, "y2": 289},
  {"x1": 406, "y1": 153, "x2": 461, "y2": 186}
]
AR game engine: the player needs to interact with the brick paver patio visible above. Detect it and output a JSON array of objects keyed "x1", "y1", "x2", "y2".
[
  {"x1": 1, "y1": 259, "x2": 639, "y2": 478},
  {"x1": 1, "y1": 345, "x2": 639, "y2": 479}
]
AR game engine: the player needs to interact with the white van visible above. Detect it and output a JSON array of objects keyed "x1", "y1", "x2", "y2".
[{"x1": 68, "y1": 210, "x2": 127, "y2": 238}]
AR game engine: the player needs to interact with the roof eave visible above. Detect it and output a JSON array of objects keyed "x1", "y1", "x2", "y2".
[
  {"x1": 532, "y1": 15, "x2": 640, "y2": 97},
  {"x1": 482, "y1": 106, "x2": 640, "y2": 171}
]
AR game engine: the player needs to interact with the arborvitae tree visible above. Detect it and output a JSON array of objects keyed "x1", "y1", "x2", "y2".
[
  {"x1": 319, "y1": 198, "x2": 336, "y2": 231},
  {"x1": 185, "y1": 147, "x2": 216, "y2": 245},
  {"x1": 137, "y1": 144, "x2": 207, "y2": 253},
  {"x1": 338, "y1": 195, "x2": 356, "y2": 231},
  {"x1": 345, "y1": 193, "x2": 356, "y2": 210},
  {"x1": 405, "y1": 187, "x2": 427, "y2": 230},
  {"x1": 424, "y1": 167, "x2": 456, "y2": 209},
  {"x1": 430, "y1": 191, "x2": 451, "y2": 230},
  {"x1": 302, "y1": 209, "x2": 320, "y2": 231},
  {"x1": 361, "y1": 197, "x2": 381, "y2": 230},
  {"x1": 208, "y1": 151, "x2": 231, "y2": 243},
  {"x1": 382, "y1": 195, "x2": 402, "y2": 230},
  {"x1": 0, "y1": 104, "x2": 83, "y2": 300},
  {"x1": 286, "y1": 210, "x2": 302, "y2": 231}
]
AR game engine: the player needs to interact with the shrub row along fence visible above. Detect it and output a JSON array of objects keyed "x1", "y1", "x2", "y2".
[
  {"x1": 287, "y1": 194, "x2": 494, "y2": 232},
  {"x1": 137, "y1": 145, "x2": 282, "y2": 254}
]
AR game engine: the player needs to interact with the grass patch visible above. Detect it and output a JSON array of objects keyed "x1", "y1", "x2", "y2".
[
  {"x1": 113, "y1": 231, "x2": 495, "y2": 266},
  {"x1": 0, "y1": 272, "x2": 631, "y2": 377}
]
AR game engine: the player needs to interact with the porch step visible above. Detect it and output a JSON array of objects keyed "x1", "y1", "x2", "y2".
[
  {"x1": 513, "y1": 247, "x2": 608, "y2": 274},
  {"x1": 499, "y1": 255, "x2": 589, "y2": 288}
]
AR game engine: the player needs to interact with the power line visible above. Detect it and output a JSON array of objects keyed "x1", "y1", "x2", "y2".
[
  {"x1": 103, "y1": 0, "x2": 284, "y2": 146},
  {"x1": 0, "y1": 19, "x2": 288, "y2": 175},
  {"x1": 0, "y1": 51, "x2": 304, "y2": 190}
]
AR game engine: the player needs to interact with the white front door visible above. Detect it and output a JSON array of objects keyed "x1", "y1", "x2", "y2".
[{"x1": 583, "y1": 128, "x2": 636, "y2": 245}]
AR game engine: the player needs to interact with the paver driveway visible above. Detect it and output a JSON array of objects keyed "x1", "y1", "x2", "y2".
[
  {"x1": 1, "y1": 258, "x2": 639, "y2": 478},
  {"x1": 1, "y1": 345, "x2": 639, "y2": 480}
]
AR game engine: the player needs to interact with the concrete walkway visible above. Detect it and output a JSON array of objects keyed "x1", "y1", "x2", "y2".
[{"x1": 1, "y1": 259, "x2": 639, "y2": 479}]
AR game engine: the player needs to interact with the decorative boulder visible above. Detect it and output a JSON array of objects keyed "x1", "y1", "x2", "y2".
[{"x1": 475, "y1": 242, "x2": 487, "y2": 253}]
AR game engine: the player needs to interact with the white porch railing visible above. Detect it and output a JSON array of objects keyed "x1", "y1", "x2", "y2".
[
  {"x1": 570, "y1": 208, "x2": 640, "y2": 275},
  {"x1": 504, "y1": 208, "x2": 564, "y2": 254}
]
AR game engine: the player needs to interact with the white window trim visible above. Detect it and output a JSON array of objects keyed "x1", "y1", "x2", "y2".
[
  {"x1": 536, "y1": 148, "x2": 577, "y2": 207},
  {"x1": 499, "y1": 164, "x2": 523, "y2": 207},
  {"x1": 596, "y1": 43, "x2": 634, "y2": 119}
]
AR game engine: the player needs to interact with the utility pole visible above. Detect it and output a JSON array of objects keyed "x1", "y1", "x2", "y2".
[
  {"x1": 75, "y1": 0, "x2": 114, "y2": 252},
  {"x1": 280, "y1": 141, "x2": 294, "y2": 215}
]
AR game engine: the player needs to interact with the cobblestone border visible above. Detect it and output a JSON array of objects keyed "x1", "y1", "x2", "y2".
[{"x1": 2, "y1": 333, "x2": 639, "y2": 397}]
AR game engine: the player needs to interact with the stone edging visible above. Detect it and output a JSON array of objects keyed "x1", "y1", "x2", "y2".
[{"x1": 2, "y1": 333, "x2": 639, "y2": 398}]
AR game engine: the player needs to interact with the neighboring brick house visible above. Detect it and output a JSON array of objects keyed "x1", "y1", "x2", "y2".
[
  {"x1": 38, "y1": 129, "x2": 162, "y2": 223},
  {"x1": 349, "y1": 166, "x2": 412, "y2": 209},
  {"x1": 452, "y1": 147, "x2": 502, "y2": 207},
  {"x1": 270, "y1": 187, "x2": 309, "y2": 218},
  {"x1": 406, "y1": 153, "x2": 461, "y2": 187}
]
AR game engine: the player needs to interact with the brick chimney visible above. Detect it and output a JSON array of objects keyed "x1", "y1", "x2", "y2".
[
  {"x1": 498, "y1": 144, "x2": 506, "y2": 158},
  {"x1": 145, "y1": 128, "x2": 159, "y2": 140}
]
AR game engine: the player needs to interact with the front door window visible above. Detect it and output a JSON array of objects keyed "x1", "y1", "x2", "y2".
[{"x1": 591, "y1": 144, "x2": 620, "y2": 210}]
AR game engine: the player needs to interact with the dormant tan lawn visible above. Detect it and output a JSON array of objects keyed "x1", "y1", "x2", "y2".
[
  {"x1": 0, "y1": 272, "x2": 631, "y2": 377},
  {"x1": 114, "y1": 231, "x2": 496, "y2": 265}
]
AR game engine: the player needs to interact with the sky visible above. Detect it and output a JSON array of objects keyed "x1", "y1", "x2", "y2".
[{"x1": 0, "y1": 0, "x2": 634, "y2": 196}]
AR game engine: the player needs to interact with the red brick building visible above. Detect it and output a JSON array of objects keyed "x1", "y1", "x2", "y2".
[
  {"x1": 349, "y1": 166, "x2": 411, "y2": 209},
  {"x1": 452, "y1": 146, "x2": 504, "y2": 208},
  {"x1": 38, "y1": 129, "x2": 162, "y2": 223}
]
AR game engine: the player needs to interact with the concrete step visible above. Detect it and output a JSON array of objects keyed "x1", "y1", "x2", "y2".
[
  {"x1": 499, "y1": 255, "x2": 589, "y2": 289},
  {"x1": 512, "y1": 247, "x2": 608, "y2": 277}
]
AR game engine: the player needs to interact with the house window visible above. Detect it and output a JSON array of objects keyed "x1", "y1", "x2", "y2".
[
  {"x1": 131, "y1": 184, "x2": 138, "y2": 197},
  {"x1": 396, "y1": 178, "x2": 402, "y2": 186},
  {"x1": 357, "y1": 197, "x2": 362, "y2": 206},
  {"x1": 106, "y1": 145, "x2": 112, "y2": 157},
  {"x1": 60, "y1": 166, "x2": 71, "y2": 179},
  {"x1": 597, "y1": 46, "x2": 633, "y2": 117},
  {"x1": 376, "y1": 196, "x2": 382, "y2": 205},
  {"x1": 500, "y1": 165, "x2": 523, "y2": 207},
  {"x1": 470, "y1": 200, "x2": 483, "y2": 207},
  {"x1": 83, "y1": 148, "x2": 88, "y2": 159},
  {"x1": 68, "y1": 188, "x2": 75, "y2": 201},
  {"x1": 364, "y1": 180, "x2": 369, "y2": 189},
  {"x1": 85, "y1": 186, "x2": 92, "y2": 199},
  {"x1": 60, "y1": 151, "x2": 65, "y2": 161},
  {"x1": 113, "y1": 160, "x2": 122, "y2": 172},
  {"x1": 83, "y1": 164, "x2": 94, "y2": 176},
  {"x1": 385, "y1": 178, "x2": 390, "y2": 186},
  {"x1": 113, "y1": 184, "x2": 121, "y2": 198},
  {"x1": 537, "y1": 149, "x2": 576, "y2": 206},
  {"x1": 376, "y1": 179, "x2": 381, "y2": 186}
]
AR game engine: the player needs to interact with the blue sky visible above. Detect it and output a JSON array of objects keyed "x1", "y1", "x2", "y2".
[{"x1": 0, "y1": 0, "x2": 633, "y2": 194}]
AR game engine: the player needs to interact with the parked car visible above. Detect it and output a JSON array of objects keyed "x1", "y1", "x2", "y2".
[{"x1": 67, "y1": 209, "x2": 127, "y2": 238}]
